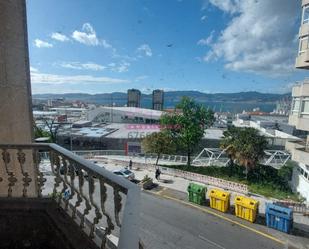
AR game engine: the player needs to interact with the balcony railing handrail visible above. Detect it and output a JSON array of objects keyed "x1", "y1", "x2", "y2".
[
  {"x1": 0, "y1": 143, "x2": 141, "y2": 249},
  {"x1": 0, "y1": 143, "x2": 137, "y2": 191}
]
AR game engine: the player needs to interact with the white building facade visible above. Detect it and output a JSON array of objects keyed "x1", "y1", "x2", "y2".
[
  {"x1": 287, "y1": 0, "x2": 309, "y2": 204},
  {"x1": 287, "y1": 82, "x2": 309, "y2": 204}
]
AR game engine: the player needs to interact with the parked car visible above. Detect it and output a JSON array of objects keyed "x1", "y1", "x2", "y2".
[{"x1": 113, "y1": 169, "x2": 135, "y2": 181}]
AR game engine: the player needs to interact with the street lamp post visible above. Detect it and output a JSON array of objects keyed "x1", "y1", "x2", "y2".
[{"x1": 70, "y1": 124, "x2": 73, "y2": 151}]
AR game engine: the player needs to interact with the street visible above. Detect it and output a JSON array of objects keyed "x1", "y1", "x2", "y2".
[
  {"x1": 42, "y1": 173, "x2": 284, "y2": 249},
  {"x1": 140, "y1": 192, "x2": 282, "y2": 249}
]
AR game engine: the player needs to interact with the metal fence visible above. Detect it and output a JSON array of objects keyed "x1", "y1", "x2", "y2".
[
  {"x1": 274, "y1": 201, "x2": 309, "y2": 215},
  {"x1": 104, "y1": 158, "x2": 249, "y2": 194}
]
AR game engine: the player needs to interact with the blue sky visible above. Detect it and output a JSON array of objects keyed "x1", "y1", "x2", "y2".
[{"x1": 27, "y1": 0, "x2": 308, "y2": 94}]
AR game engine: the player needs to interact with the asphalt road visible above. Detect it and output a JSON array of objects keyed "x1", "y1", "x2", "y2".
[{"x1": 140, "y1": 193, "x2": 282, "y2": 249}]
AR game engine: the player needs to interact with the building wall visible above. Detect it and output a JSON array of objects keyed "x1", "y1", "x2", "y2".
[
  {"x1": 0, "y1": 0, "x2": 33, "y2": 143},
  {"x1": 152, "y1": 90, "x2": 164, "y2": 110},
  {"x1": 289, "y1": 82, "x2": 309, "y2": 132},
  {"x1": 87, "y1": 107, "x2": 161, "y2": 123},
  {"x1": 296, "y1": 0, "x2": 309, "y2": 69},
  {"x1": 0, "y1": 0, "x2": 37, "y2": 197},
  {"x1": 127, "y1": 89, "x2": 141, "y2": 107},
  {"x1": 57, "y1": 135, "x2": 222, "y2": 153},
  {"x1": 291, "y1": 164, "x2": 309, "y2": 204}
]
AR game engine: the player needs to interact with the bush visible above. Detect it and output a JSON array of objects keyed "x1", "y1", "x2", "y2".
[
  {"x1": 161, "y1": 163, "x2": 299, "y2": 200},
  {"x1": 278, "y1": 162, "x2": 295, "y2": 183},
  {"x1": 142, "y1": 175, "x2": 152, "y2": 182}
]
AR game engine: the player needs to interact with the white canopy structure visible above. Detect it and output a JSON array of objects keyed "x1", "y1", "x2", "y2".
[
  {"x1": 192, "y1": 148, "x2": 230, "y2": 167},
  {"x1": 193, "y1": 148, "x2": 291, "y2": 168}
]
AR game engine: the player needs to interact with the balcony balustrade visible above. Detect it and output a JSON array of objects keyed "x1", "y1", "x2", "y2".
[{"x1": 0, "y1": 143, "x2": 140, "y2": 249}]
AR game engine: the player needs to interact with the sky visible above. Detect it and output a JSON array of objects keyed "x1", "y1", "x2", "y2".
[{"x1": 26, "y1": 0, "x2": 309, "y2": 94}]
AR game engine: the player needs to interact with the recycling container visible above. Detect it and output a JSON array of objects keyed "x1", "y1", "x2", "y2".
[
  {"x1": 187, "y1": 183, "x2": 206, "y2": 205},
  {"x1": 234, "y1": 196, "x2": 259, "y2": 223},
  {"x1": 265, "y1": 203, "x2": 293, "y2": 233},
  {"x1": 209, "y1": 189, "x2": 230, "y2": 212}
]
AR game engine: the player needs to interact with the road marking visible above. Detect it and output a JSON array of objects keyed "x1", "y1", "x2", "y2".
[
  {"x1": 155, "y1": 187, "x2": 166, "y2": 195},
  {"x1": 198, "y1": 235, "x2": 227, "y2": 249},
  {"x1": 150, "y1": 191, "x2": 285, "y2": 245}
]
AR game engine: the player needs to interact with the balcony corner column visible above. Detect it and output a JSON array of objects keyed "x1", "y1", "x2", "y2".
[{"x1": 0, "y1": 0, "x2": 36, "y2": 197}]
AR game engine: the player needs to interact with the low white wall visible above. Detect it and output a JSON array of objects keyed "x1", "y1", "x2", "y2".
[{"x1": 291, "y1": 165, "x2": 309, "y2": 205}]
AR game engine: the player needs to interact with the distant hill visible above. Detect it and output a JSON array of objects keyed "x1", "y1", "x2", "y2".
[
  {"x1": 33, "y1": 91, "x2": 291, "y2": 113},
  {"x1": 34, "y1": 91, "x2": 290, "y2": 104}
]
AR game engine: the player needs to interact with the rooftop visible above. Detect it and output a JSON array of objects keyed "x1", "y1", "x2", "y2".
[{"x1": 94, "y1": 106, "x2": 163, "y2": 118}]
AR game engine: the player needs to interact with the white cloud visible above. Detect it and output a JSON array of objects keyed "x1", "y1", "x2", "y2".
[
  {"x1": 72, "y1": 23, "x2": 111, "y2": 48},
  {"x1": 209, "y1": 0, "x2": 239, "y2": 14},
  {"x1": 201, "y1": 0, "x2": 209, "y2": 11},
  {"x1": 60, "y1": 62, "x2": 106, "y2": 71},
  {"x1": 197, "y1": 31, "x2": 214, "y2": 46},
  {"x1": 30, "y1": 66, "x2": 39, "y2": 73},
  {"x1": 207, "y1": 0, "x2": 299, "y2": 76},
  {"x1": 34, "y1": 39, "x2": 53, "y2": 48},
  {"x1": 137, "y1": 44, "x2": 153, "y2": 57},
  {"x1": 31, "y1": 71, "x2": 129, "y2": 85},
  {"x1": 135, "y1": 75, "x2": 148, "y2": 81},
  {"x1": 201, "y1": 15, "x2": 207, "y2": 22},
  {"x1": 109, "y1": 61, "x2": 130, "y2": 73},
  {"x1": 51, "y1": 32, "x2": 70, "y2": 42},
  {"x1": 101, "y1": 39, "x2": 112, "y2": 49},
  {"x1": 203, "y1": 51, "x2": 216, "y2": 62}
]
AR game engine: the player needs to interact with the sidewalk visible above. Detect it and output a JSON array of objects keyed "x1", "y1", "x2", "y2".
[{"x1": 97, "y1": 156, "x2": 309, "y2": 230}]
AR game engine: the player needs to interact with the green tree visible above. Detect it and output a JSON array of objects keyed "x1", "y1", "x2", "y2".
[
  {"x1": 278, "y1": 161, "x2": 295, "y2": 184},
  {"x1": 141, "y1": 131, "x2": 176, "y2": 165},
  {"x1": 220, "y1": 127, "x2": 268, "y2": 173},
  {"x1": 43, "y1": 118, "x2": 64, "y2": 143},
  {"x1": 161, "y1": 97, "x2": 215, "y2": 166},
  {"x1": 33, "y1": 122, "x2": 51, "y2": 140}
]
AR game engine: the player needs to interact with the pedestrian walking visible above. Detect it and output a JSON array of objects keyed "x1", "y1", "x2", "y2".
[
  {"x1": 155, "y1": 168, "x2": 161, "y2": 180},
  {"x1": 129, "y1": 159, "x2": 133, "y2": 170}
]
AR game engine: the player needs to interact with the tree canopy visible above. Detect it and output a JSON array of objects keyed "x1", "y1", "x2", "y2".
[
  {"x1": 141, "y1": 131, "x2": 176, "y2": 165},
  {"x1": 33, "y1": 122, "x2": 51, "y2": 141},
  {"x1": 160, "y1": 97, "x2": 215, "y2": 166},
  {"x1": 220, "y1": 126, "x2": 268, "y2": 170}
]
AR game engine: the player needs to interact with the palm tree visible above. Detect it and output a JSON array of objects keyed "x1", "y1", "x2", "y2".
[{"x1": 220, "y1": 127, "x2": 268, "y2": 174}]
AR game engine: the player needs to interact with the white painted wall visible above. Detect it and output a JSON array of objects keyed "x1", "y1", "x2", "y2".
[{"x1": 291, "y1": 164, "x2": 309, "y2": 204}]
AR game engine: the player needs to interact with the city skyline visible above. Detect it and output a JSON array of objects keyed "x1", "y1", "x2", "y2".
[{"x1": 27, "y1": 0, "x2": 308, "y2": 94}]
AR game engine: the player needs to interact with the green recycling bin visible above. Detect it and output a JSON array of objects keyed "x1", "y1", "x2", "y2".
[{"x1": 187, "y1": 183, "x2": 206, "y2": 205}]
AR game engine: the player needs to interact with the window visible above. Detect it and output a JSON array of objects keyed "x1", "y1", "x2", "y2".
[
  {"x1": 299, "y1": 36, "x2": 308, "y2": 54},
  {"x1": 301, "y1": 99, "x2": 309, "y2": 114},
  {"x1": 123, "y1": 170, "x2": 132, "y2": 175},
  {"x1": 303, "y1": 5, "x2": 309, "y2": 24},
  {"x1": 291, "y1": 98, "x2": 300, "y2": 113},
  {"x1": 300, "y1": 167, "x2": 304, "y2": 175}
]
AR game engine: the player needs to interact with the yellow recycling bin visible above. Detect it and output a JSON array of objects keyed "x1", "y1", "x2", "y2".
[
  {"x1": 234, "y1": 196, "x2": 259, "y2": 223},
  {"x1": 209, "y1": 189, "x2": 230, "y2": 213}
]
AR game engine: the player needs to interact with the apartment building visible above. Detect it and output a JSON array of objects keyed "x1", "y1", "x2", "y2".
[
  {"x1": 286, "y1": 0, "x2": 309, "y2": 203},
  {"x1": 296, "y1": 0, "x2": 309, "y2": 69},
  {"x1": 127, "y1": 89, "x2": 141, "y2": 107}
]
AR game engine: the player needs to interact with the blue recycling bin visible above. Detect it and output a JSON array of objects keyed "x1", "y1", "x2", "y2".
[{"x1": 265, "y1": 203, "x2": 293, "y2": 233}]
